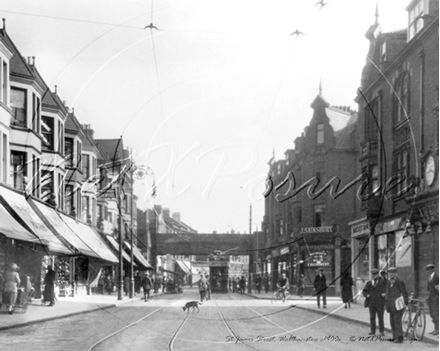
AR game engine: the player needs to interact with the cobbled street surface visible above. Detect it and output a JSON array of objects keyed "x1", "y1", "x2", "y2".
[{"x1": 0, "y1": 289, "x2": 435, "y2": 351}]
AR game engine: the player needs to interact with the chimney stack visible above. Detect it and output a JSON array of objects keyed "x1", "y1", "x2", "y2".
[
  {"x1": 172, "y1": 212, "x2": 181, "y2": 222},
  {"x1": 163, "y1": 208, "x2": 170, "y2": 218}
]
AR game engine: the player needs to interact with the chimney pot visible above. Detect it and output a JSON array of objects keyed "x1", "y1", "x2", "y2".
[
  {"x1": 54, "y1": 85, "x2": 57, "y2": 94},
  {"x1": 32, "y1": 56, "x2": 35, "y2": 65},
  {"x1": 2, "y1": 18, "x2": 5, "y2": 31}
]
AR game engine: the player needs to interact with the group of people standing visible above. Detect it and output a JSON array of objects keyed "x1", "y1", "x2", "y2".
[{"x1": 363, "y1": 265, "x2": 439, "y2": 343}]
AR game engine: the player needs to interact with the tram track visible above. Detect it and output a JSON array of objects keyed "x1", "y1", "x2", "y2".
[{"x1": 228, "y1": 293, "x2": 335, "y2": 351}]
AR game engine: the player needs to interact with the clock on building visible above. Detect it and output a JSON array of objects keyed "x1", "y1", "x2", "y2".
[{"x1": 424, "y1": 154, "x2": 436, "y2": 187}]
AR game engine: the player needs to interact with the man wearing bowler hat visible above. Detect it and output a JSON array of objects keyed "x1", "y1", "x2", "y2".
[
  {"x1": 425, "y1": 264, "x2": 439, "y2": 335},
  {"x1": 313, "y1": 268, "x2": 327, "y2": 308},
  {"x1": 362, "y1": 268, "x2": 387, "y2": 336},
  {"x1": 385, "y1": 267, "x2": 408, "y2": 343}
]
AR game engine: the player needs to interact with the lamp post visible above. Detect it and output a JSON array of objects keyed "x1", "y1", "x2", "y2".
[{"x1": 248, "y1": 204, "x2": 253, "y2": 294}]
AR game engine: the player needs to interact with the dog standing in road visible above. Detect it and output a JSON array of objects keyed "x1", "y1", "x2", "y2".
[{"x1": 182, "y1": 301, "x2": 202, "y2": 313}]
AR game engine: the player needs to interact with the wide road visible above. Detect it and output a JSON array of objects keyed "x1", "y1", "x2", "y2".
[{"x1": 0, "y1": 288, "x2": 435, "y2": 351}]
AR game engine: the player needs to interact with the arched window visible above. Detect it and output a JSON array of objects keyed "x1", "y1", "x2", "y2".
[{"x1": 394, "y1": 73, "x2": 410, "y2": 124}]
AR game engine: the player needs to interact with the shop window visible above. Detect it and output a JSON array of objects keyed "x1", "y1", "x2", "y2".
[
  {"x1": 314, "y1": 204, "x2": 326, "y2": 227},
  {"x1": 11, "y1": 88, "x2": 26, "y2": 127},
  {"x1": 376, "y1": 233, "x2": 396, "y2": 270},
  {"x1": 10, "y1": 151, "x2": 26, "y2": 190},
  {"x1": 395, "y1": 230, "x2": 412, "y2": 267},
  {"x1": 358, "y1": 236, "x2": 370, "y2": 276}
]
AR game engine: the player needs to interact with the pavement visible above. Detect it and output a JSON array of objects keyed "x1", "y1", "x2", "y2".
[
  {"x1": 0, "y1": 289, "x2": 165, "y2": 331},
  {"x1": 245, "y1": 291, "x2": 439, "y2": 345}
]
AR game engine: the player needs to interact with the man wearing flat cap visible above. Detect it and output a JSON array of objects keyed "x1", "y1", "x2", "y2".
[
  {"x1": 362, "y1": 268, "x2": 387, "y2": 336},
  {"x1": 385, "y1": 267, "x2": 408, "y2": 343},
  {"x1": 425, "y1": 264, "x2": 439, "y2": 335}
]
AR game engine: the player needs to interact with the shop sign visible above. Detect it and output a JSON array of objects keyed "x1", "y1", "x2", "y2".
[
  {"x1": 280, "y1": 246, "x2": 289, "y2": 255},
  {"x1": 300, "y1": 226, "x2": 332, "y2": 234},
  {"x1": 375, "y1": 218, "x2": 404, "y2": 235},
  {"x1": 306, "y1": 250, "x2": 332, "y2": 268},
  {"x1": 272, "y1": 248, "x2": 279, "y2": 257},
  {"x1": 351, "y1": 222, "x2": 370, "y2": 237}
]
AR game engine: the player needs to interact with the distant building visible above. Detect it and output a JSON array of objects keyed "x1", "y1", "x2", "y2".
[{"x1": 262, "y1": 85, "x2": 359, "y2": 295}]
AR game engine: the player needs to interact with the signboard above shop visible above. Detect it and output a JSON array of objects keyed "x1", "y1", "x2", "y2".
[{"x1": 300, "y1": 226, "x2": 332, "y2": 234}]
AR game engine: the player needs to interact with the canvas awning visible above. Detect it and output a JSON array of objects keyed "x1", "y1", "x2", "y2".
[
  {"x1": 0, "y1": 186, "x2": 72, "y2": 255},
  {"x1": 60, "y1": 215, "x2": 118, "y2": 263},
  {"x1": 105, "y1": 236, "x2": 137, "y2": 266},
  {"x1": 175, "y1": 259, "x2": 191, "y2": 274},
  {"x1": 0, "y1": 202, "x2": 40, "y2": 243},
  {"x1": 124, "y1": 241, "x2": 152, "y2": 270},
  {"x1": 29, "y1": 199, "x2": 98, "y2": 258}
]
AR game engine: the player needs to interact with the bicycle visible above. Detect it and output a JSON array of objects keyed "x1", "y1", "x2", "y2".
[
  {"x1": 271, "y1": 285, "x2": 290, "y2": 304},
  {"x1": 401, "y1": 294, "x2": 426, "y2": 341}
]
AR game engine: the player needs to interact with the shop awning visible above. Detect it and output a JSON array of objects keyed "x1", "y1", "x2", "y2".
[
  {"x1": 159, "y1": 268, "x2": 180, "y2": 275},
  {"x1": 0, "y1": 186, "x2": 73, "y2": 255},
  {"x1": 124, "y1": 241, "x2": 153, "y2": 270},
  {"x1": 29, "y1": 199, "x2": 97, "y2": 258},
  {"x1": 0, "y1": 202, "x2": 40, "y2": 243},
  {"x1": 60, "y1": 215, "x2": 118, "y2": 263},
  {"x1": 105, "y1": 235, "x2": 137, "y2": 266},
  {"x1": 175, "y1": 259, "x2": 191, "y2": 274}
]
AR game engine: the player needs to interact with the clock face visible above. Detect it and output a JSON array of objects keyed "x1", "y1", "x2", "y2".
[{"x1": 425, "y1": 155, "x2": 436, "y2": 186}]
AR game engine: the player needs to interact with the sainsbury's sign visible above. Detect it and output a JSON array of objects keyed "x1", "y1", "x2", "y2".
[{"x1": 300, "y1": 226, "x2": 332, "y2": 234}]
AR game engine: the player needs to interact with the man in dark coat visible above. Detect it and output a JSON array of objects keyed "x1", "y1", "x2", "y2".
[
  {"x1": 141, "y1": 272, "x2": 152, "y2": 302},
  {"x1": 385, "y1": 267, "x2": 408, "y2": 343},
  {"x1": 198, "y1": 274, "x2": 207, "y2": 302},
  {"x1": 425, "y1": 264, "x2": 439, "y2": 335},
  {"x1": 313, "y1": 268, "x2": 327, "y2": 308},
  {"x1": 362, "y1": 268, "x2": 387, "y2": 336}
]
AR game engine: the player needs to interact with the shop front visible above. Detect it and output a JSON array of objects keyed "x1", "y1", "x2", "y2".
[{"x1": 349, "y1": 218, "x2": 371, "y2": 304}]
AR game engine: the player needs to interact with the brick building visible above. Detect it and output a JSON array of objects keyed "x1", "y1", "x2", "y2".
[
  {"x1": 350, "y1": 0, "x2": 439, "y2": 302},
  {"x1": 262, "y1": 87, "x2": 359, "y2": 295}
]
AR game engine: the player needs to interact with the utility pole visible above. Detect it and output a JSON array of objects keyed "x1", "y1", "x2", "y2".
[
  {"x1": 129, "y1": 154, "x2": 135, "y2": 299},
  {"x1": 247, "y1": 204, "x2": 252, "y2": 294},
  {"x1": 117, "y1": 184, "x2": 123, "y2": 300}
]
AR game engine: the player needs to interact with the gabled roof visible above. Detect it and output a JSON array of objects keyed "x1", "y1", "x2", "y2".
[
  {"x1": 95, "y1": 139, "x2": 124, "y2": 162},
  {"x1": 159, "y1": 212, "x2": 197, "y2": 234},
  {"x1": 325, "y1": 106, "x2": 353, "y2": 132},
  {"x1": 0, "y1": 29, "x2": 35, "y2": 79}
]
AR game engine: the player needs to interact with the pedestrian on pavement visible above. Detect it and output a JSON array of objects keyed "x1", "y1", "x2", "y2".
[
  {"x1": 385, "y1": 267, "x2": 408, "y2": 343},
  {"x1": 42, "y1": 267, "x2": 56, "y2": 307},
  {"x1": 205, "y1": 275, "x2": 211, "y2": 300},
  {"x1": 313, "y1": 268, "x2": 327, "y2": 308},
  {"x1": 142, "y1": 272, "x2": 152, "y2": 302},
  {"x1": 123, "y1": 275, "x2": 130, "y2": 296},
  {"x1": 239, "y1": 276, "x2": 246, "y2": 294},
  {"x1": 4, "y1": 263, "x2": 20, "y2": 314},
  {"x1": 263, "y1": 273, "x2": 270, "y2": 293},
  {"x1": 297, "y1": 274, "x2": 305, "y2": 298},
  {"x1": 340, "y1": 272, "x2": 354, "y2": 308},
  {"x1": 198, "y1": 273, "x2": 207, "y2": 302},
  {"x1": 232, "y1": 278, "x2": 238, "y2": 293},
  {"x1": 255, "y1": 275, "x2": 262, "y2": 294},
  {"x1": 425, "y1": 264, "x2": 439, "y2": 335},
  {"x1": 362, "y1": 268, "x2": 386, "y2": 336}
]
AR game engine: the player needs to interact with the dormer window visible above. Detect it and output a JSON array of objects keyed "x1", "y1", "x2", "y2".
[
  {"x1": 407, "y1": 0, "x2": 427, "y2": 41},
  {"x1": 317, "y1": 124, "x2": 324, "y2": 144}
]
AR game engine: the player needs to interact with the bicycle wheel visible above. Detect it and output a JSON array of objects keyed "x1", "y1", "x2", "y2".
[
  {"x1": 402, "y1": 309, "x2": 411, "y2": 335},
  {"x1": 413, "y1": 311, "x2": 426, "y2": 341}
]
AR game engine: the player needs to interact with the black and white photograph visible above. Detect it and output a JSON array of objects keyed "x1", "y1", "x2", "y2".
[{"x1": 0, "y1": 0, "x2": 438, "y2": 350}]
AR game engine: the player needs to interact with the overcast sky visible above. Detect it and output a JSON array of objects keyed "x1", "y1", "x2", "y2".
[{"x1": 2, "y1": 0, "x2": 409, "y2": 234}]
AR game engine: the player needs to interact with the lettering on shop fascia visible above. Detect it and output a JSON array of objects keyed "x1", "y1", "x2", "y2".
[{"x1": 300, "y1": 226, "x2": 332, "y2": 234}]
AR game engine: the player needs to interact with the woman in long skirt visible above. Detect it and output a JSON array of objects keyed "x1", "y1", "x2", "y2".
[{"x1": 340, "y1": 272, "x2": 353, "y2": 308}]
